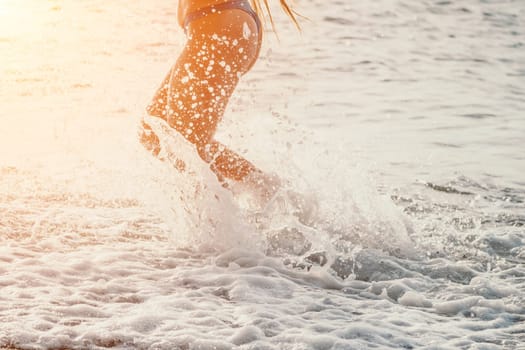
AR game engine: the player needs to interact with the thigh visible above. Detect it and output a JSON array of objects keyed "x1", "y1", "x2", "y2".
[
  {"x1": 163, "y1": 39, "x2": 238, "y2": 146},
  {"x1": 187, "y1": 8, "x2": 260, "y2": 75},
  {"x1": 148, "y1": 9, "x2": 260, "y2": 147}
]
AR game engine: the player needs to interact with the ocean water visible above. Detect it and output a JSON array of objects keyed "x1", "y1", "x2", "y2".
[{"x1": 1, "y1": 0, "x2": 524, "y2": 349}]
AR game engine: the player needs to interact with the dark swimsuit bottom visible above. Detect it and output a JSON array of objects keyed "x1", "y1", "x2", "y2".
[
  {"x1": 184, "y1": 0, "x2": 261, "y2": 31},
  {"x1": 183, "y1": 0, "x2": 262, "y2": 71}
]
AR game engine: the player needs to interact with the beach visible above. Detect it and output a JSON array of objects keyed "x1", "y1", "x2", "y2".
[{"x1": 1, "y1": 0, "x2": 524, "y2": 348}]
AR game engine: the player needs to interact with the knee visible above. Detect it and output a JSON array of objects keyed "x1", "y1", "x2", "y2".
[
  {"x1": 196, "y1": 143, "x2": 206, "y2": 160},
  {"x1": 196, "y1": 140, "x2": 221, "y2": 164},
  {"x1": 196, "y1": 142, "x2": 212, "y2": 163}
]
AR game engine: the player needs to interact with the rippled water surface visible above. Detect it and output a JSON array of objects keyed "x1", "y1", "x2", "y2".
[{"x1": 1, "y1": 0, "x2": 524, "y2": 349}]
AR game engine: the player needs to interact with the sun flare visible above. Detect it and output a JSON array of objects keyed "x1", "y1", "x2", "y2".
[
  {"x1": 0, "y1": 0, "x2": 17, "y2": 15},
  {"x1": 0, "y1": 0, "x2": 55, "y2": 44},
  {"x1": 0, "y1": 0, "x2": 24, "y2": 33}
]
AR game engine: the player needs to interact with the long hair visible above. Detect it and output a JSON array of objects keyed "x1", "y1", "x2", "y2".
[{"x1": 250, "y1": 0, "x2": 301, "y2": 31}]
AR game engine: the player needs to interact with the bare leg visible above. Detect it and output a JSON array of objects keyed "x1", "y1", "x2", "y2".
[
  {"x1": 197, "y1": 140, "x2": 261, "y2": 182},
  {"x1": 145, "y1": 9, "x2": 272, "y2": 189}
]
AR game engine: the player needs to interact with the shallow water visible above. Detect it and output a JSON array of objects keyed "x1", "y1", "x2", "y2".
[{"x1": 1, "y1": 0, "x2": 524, "y2": 349}]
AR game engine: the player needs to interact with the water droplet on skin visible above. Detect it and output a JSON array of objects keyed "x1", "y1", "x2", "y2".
[{"x1": 243, "y1": 22, "x2": 251, "y2": 40}]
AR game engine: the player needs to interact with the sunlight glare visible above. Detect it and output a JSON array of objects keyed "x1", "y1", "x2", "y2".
[
  {"x1": 0, "y1": 0, "x2": 45, "y2": 36},
  {"x1": 0, "y1": 0, "x2": 11, "y2": 16}
]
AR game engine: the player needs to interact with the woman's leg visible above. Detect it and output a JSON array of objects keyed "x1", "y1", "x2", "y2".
[{"x1": 146, "y1": 9, "x2": 264, "y2": 184}]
